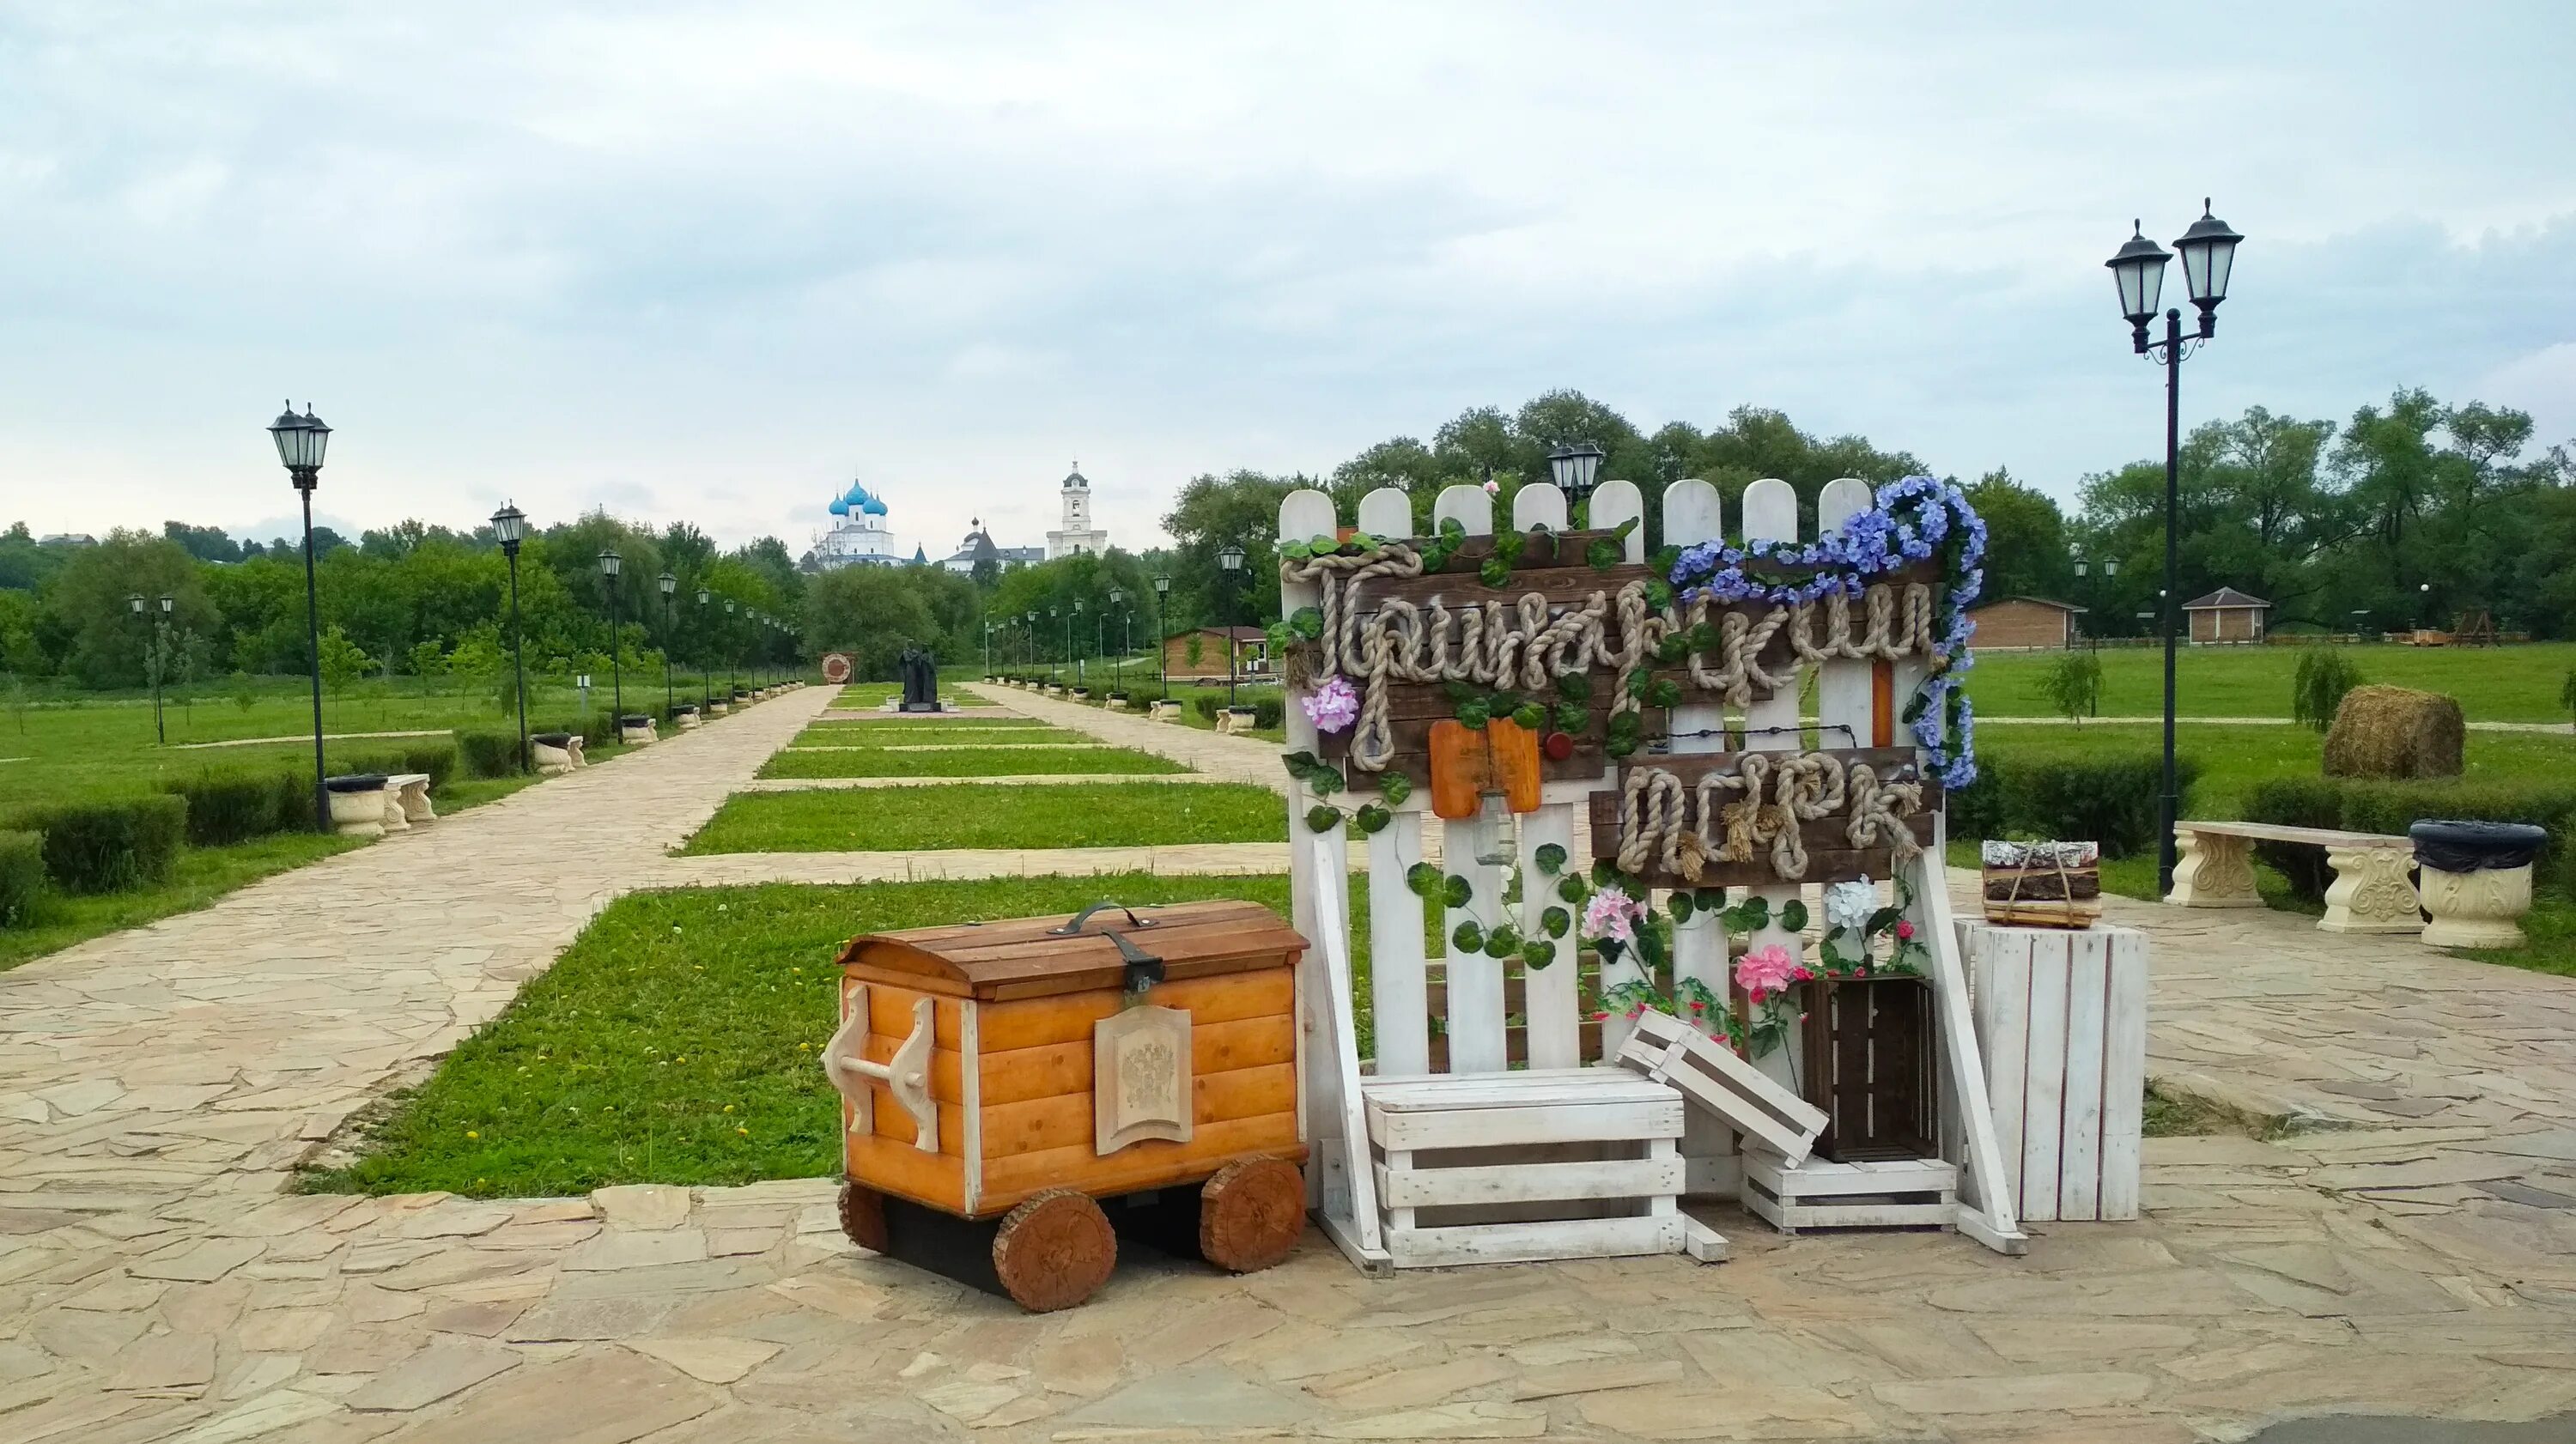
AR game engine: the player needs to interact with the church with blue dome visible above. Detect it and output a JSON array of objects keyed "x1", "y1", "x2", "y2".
[{"x1": 809, "y1": 479, "x2": 903, "y2": 569}]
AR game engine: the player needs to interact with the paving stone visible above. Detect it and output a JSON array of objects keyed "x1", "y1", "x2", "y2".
[
  {"x1": 1512, "y1": 1357, "x2": 1684, "y2": 1399},
  {"x1": 562, "y1": 1229, "x2": 705, "y2": 1271},
  {"x1": 108, "y1": 1330, "x2": 216, "y2": 1391},
  {"x1": 130, "y1": 1239, "x2": 264, "y2": 1283},
  {"x1": 2478, "y1": 1180, "x2": 2576, "y2": 1209},
  {"x1": 1064, "y1": 1364, "x2": 1315, "y2": 1428},
  {"x1": 503, "y1": 1295, "x2": 677, "y2": 1343},
  {"x1": 1873, "y1": 1371, "x2": 2155, "y2": 1415},
  {"x1": 624, "y1": 1336, "x2": 781, "y2": 1384},
  {"x1": 1312, "y1": 1401, "x2": 1548, "y2": 1439},
  {"x1": 166, "y1": 1389, "x2": 341, "y2": 1444},
  {"x1": 586, "y1": 1187, "x2": 693, "y2": 1233},
  {"x1": 345, "y1": 1340, "x2": 520, "y2": 1411},
  {"x1": 377, "y1": 1346, "x2": 718, "y2": 1444},
  {"x1": 1307, "y1": 1355, "x2": 1513, "y2": 1411}
]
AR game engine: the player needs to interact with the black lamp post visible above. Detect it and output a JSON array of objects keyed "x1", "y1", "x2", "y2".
[
  {"x1": 696, "y1": 587, "x2": 712, "y2": 706},
  {"x1": 1152, "y1": 574, "x2": 1171, "y2": 690},
  {"x1": 658, "y1": 572, "x2": 677, "y2": 719},
  {"x1": 982, "y1": 620, "x2": 993, "y2": 677},
  {"x1": 125, "y1": 594, "x2": 148, "y2": 738},
  {"x1": 2105, "y1": 199, "x2": 2243, "y2": 895},
  {"x1": 1024, "y1": 609, "x2": 1037, "y2": 683},
  {"x1": 492, "y1": 503, "x2": 531, "y2": 770},
  {"x1": 151, "y1": 596, "x2": 173, "y2": 743},
  {"x1": 1071, "y1": 599, "x2": 1084, "y2": 689},
  {"x1": 1217, "y1": 542, "x2": 1246, "y2": 713},
  {"x1": 597, "y1": 547, "x2": 624, "y2": 723},
  {"x1": 1109, "y1": 586, "x2": 1127, "y2": 695},
  {"x1": 268, "y1": 402, "x2": 333, "y2": 833},
  {"x1": 1548, "y1": 441, "x2": 1607, "y2": 522},
  {"x1": 724, "y1": 598, "x2": 738, "y2": 694}
]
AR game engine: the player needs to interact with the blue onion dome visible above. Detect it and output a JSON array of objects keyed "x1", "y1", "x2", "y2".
[
  {"x1": 860, "y1": 491, "x2": 888, "y2": 516},
  {"x1": 828, "y1": 494, "x2": 849, "y2": 516}
]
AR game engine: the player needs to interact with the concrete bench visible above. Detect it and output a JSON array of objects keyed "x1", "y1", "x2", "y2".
[
  {"x1": 381, "y1": 773, "x2": 435, "y2": 831},
  {"x1": 2168, "y1": 820, "x2": 2420, "y2": 935},
  {"x1": 1148, "y1": 700, "x2": 1183, "y2": 721},
  {"x1": 1216, "y1": 707, "x2": 1260, "y2": 736},
  {"x1": 619, "y1": 714, "x2": 658, "y2": 746}
]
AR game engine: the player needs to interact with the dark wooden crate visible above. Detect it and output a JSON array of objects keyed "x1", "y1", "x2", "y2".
[{"x1": 1801, "y1": 975, "x2": 1936, "y2": 1162}]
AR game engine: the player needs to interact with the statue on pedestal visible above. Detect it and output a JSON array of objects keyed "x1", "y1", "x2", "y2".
[{"x1": 898, "y1": 646, "x2": 940, "y2": 713}]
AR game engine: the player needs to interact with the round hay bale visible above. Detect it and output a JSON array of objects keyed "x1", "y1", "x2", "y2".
[{"x1": 2323, "y1": 685, "x2": 2465, "y2": 780}]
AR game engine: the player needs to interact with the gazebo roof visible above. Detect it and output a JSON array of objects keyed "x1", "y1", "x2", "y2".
[{"x1": 2183, "y1": 586, "x2": 2270, "y2": 610}]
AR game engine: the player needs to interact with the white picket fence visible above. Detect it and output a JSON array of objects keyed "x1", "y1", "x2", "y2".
[{"x1": 1283, "y1": 479, "x2": 2028, "y2": 1263}]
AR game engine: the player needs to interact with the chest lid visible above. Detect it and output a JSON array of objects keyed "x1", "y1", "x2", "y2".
[{"x1": 837, "y1": 898, "x2": 1307, "y2": 1003}]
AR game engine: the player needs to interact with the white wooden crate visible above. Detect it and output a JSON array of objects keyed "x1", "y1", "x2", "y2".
[
  {"x1": 1362, "y1": 1069, "x2": 1692, "y2": 1269},
  {"x1": 1741, "y1": 1150, "x2": 1959, "y2": 1234},
  {"x1": 1617, "y1": 1008, "x2": 1830, "y2": 1167},
  {"x1": 1961, "y1": 921, "x2": 2148, "y2": 1223}
]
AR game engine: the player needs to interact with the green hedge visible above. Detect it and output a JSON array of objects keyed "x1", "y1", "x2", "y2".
[
  {"x1": 2244, "y1": 777, "x2": 2576, "y2": 901},
  {"x1": 456, "y1": 728, "x2": 526, "y2": 778},
  {"x1": 1949, "y1": 750, "x2": 2199, "y2": 859},
  {"x1": 0, "y1": 830, "x2": 42, "y2": 927},
  {"x1": 164, "y1": 770, "x2": 295, "y2": 846},
  {"x1": 17, "y1": 796, "x2": 187, "y2": 894}
]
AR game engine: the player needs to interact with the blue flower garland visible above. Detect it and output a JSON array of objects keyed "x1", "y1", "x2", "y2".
[{"x1": 1666, "y1": 476, "x2": 1986, "y2": 788}]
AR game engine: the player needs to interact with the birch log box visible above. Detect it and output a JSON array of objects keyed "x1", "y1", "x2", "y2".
[
  {"x1": 824, "y1": 900, "x2": 1309, "y2": 1311},
  {"x1": 1961, "y1": 920, "x2": 2148, "y2": 1223}
]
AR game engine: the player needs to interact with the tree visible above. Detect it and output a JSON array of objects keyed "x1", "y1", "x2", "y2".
[
  {"x1": 1962, "y1": 470, "x2": 2072, "y2": 604},
  {"x1": 2039, "y1": 650, "x2": 2103, "y2": 724},
  {"x1": 804, "y1": 565, "x2": 938, "y2": 681},
  {"x1": 317, "y1": 624, "x2": 371, "y2": 701}
]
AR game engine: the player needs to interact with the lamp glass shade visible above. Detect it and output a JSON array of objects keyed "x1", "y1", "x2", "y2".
[
  {"x1": 2105, "y1": 223, "x2": 2170, "y2": 324},
  {"x1": 2104, "y1": 558, "x2": 2119, "y2": 577},
  {"x1": 598, "y1": 548, "x2": 621, "y2": 579},
  {"x1": 2172, "y1": 201, "x2": 2241, "y2": 306},
  {"x1": 696, "y1": 587, "x2": 710, "y2": 605},
  {"x1": 1153, "y1": 574, "x2": 1171, "y2": 594},
  {"x1": 1217, "y1": 543, "x2": 1245, "y2": 572},
  {"x1": 2075, "y1": 560, "x2": 2087, "y2": 578},
  {"x1": 1548, "y1": 441, "x2": 1607, "y2": 495},
  {"x1": 489, "y1": 503, "x2": 526, "y2": 546},
  {"x1": 1109, "y1": 587, "x2": 1123, "y2": 604},
  {"x1": 128, "y1": 594, "x2": 144, "y2": 615},
  {"x1": 158, "y1": 595, "x2": 173, "y2": 614},
  {"x1": 267, "y1": 403, "x2": 330, "y2": 471},
  {"x1": 659, "y1": 572, "x2": 677, "y2": 597}
]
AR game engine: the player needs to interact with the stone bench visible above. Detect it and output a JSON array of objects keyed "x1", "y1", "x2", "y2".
[
  {"x1": 531, "y1": 732, "x2": 586, "y2": 775},
  {"x1": 380, "y1": 773, "x2": 435, "y2": 831},
  {"x1": 2168, "y1": 820, "x2": 2420, "y2": 934},
  {"x1": 620, "y1": 714, "x2": 658, "y2": 746},
  {"x1": 674, "y1": 706, "x2": 702, "y2": 731},
  {"x1": 1149, "y1": 700, "x2": 1183, "y2": 721},
  {"x1": 1215, "y1": 707, "x2": 1260, "y2": 736}
]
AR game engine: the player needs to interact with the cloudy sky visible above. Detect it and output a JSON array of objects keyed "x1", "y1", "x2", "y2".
[{"x1": 3, "y1": 3, "x2": 2572, "y2": 557}]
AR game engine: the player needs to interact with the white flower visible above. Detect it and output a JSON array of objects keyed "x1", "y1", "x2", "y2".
[{"x1": 1824, "y1": 877, "x2": 1875, "y2": 934}]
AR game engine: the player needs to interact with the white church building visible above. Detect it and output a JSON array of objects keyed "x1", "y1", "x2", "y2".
[
  {"x1": 1045, "y1": 465, "x2": 1111, "y2": 559},
  {"x1": 807, "y1": 464, "x2": 1111, "y2": 573}
]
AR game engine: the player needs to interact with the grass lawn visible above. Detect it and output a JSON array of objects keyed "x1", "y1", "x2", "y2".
[
  {"x1": 833, "y1": 682, "x2": 994, "y2": 709},
  {"x1": 756, "y1": 745, "x2": 1185, "y2": 780},
  {"x1": 1967, "y1": 641, "x2": 2576, "y2": 724},
  {"x1": 1978, "y1": 720, "x2": 2576, "y2": 819},
  {"x1": 299, "y1": 874, "x2": 1326, "y2": 1196},
  {"x1": 787, "y1": 723, "x2": 1082, "y2": 748},
  {"x1": 682, "y1": 781, "x2": 1285, "y2": 852}
]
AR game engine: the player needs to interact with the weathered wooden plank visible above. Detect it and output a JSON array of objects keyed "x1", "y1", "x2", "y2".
[{"x1": 1373, "y1": 1154, "x2": 1685, "y2": 1210}]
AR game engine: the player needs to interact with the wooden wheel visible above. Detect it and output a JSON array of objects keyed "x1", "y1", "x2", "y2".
[
  {"x1": 991, "y1": 1189, "x2": 1115, "y2": 1312},
  {"x1": 838, "y1": 1180, "x2": 888, "y2": 1253},
  {"x1": 1198, "y1": 1159, "x2": 1305, "y2": 1273}
]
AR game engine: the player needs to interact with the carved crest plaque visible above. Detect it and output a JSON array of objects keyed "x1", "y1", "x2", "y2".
[{"x1": 1093, "y1": 1005, "x2": 1193, "y2": 1155}]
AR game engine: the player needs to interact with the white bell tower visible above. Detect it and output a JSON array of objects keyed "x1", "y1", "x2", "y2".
[{"x1": 1045, "y1": 461, "x2": 1112, "y2": 559}]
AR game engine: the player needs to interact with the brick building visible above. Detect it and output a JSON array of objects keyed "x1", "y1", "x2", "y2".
[
  {"x1": 1965, "y1": 597, "x2": 2085, "y2": 650},
  {"x1": 1162, "y1": 626, "x2": 1268, "y2": 683},
  {"x1": 2184, "y1": 587, "x2": 2270, "y2": 644}
]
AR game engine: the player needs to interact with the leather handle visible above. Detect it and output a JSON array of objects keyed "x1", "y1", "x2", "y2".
[{"x1": 1049, "y1": 901, "x2": 1166, "y2": 993}]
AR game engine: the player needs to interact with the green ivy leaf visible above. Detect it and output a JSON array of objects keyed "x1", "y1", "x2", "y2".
[
  {"x1": 1278, "y1": 540, "x2": 1312, "y2": 560},
  {"x1": 1553, "y1": 701, "x2": 1589, "y2": 732},
  {"x1": 1534, "y1": 842, "x2": 1567, "y2": 875},
  {"x1": 1406, "y1": 862, "x2": 1443, "y2": 898},
  {"x1": 1867, "y1": 905, "x2": 1904, "y2": 933},
  {"x1": 1650, "y1": 545, "x2": 1681, "y2": 576},
  {"x1": 1304, "y1": 804, "x2": 1341, "y2": 833},
  {"x1": 1557, "y1": 876, "x2": 1588, "y2": 905},
  {"x1": 1311, "y1": 533, "x2": 1339, "y2": 554},
  {"x1": 1289, "y1": 606, "x2": 1325, "y2": 640},
  {"x1": 1444, "y1": 875, "x2": 1473, "y2": 909},
  {"x1": 1492, "y1": 531, "x2": 1527, "y2": 566},
  {"x1": 1479, "y1": 556, "x2": 1511, "y2": 588},
  {"x1": 1606, "y1": 735, "x2": 1637, "y2": 759},
  {"x1": 1586, "y1": 537, "x2": 1619, "y2": 571},
  {"x1": 1626, "y1": 669, "x2": 1653, "y2": 699},
  {"x1": 1382, "y1": 773, "x2": 1413, "y2": 807},
  {"x1": 1443, "y1": 679, "x2": 1476, "y2": 704},
  {"x1": 1614, "y1": 517, "x2": 1640, "y2": 541},
  {"x1": 1668, "y1": 891, "x2": 1695, "y2": 922},
  {"x1": 1591, "y1": 859, "x2": 1620, "y2": 887},
  {"x1": 1555, "y1": 673, "x2": 1592, "y2": 702},
  {"x1": 1645, "y1": 579, "x2": 1674, "y2": 611},
  {"x1": 1455, "y1": 698, "x2": 1490, "y2": 730},
  {"x1": 1440, "y1": 517, "x2": 1467, "y2": 542},
  {"x1": 1281, "y1": 750, "x2": 1321, "y2": 777},
  {"x1": 1483, "y1": 925, "x2": 1518, "y2": 960},
  {"x1": 1451, "y1": 920, "x2": 1485, "y2": 954},
  {"x1": 1355, "y1": 804, "x2": 1390, "y2": 834},
  {"x1": 1541, "y1": 905, "x2": 1571, "y2": 937},
  {"x1": 1781, "y1": 899, "x2": 1809, "y2": 932},
  {"x1": 1510, "y1": 702, "x2": 1545, "y2": 731},
  {"x1": 1308, "y1": 766, "x2": 1344, "y2": 797},
  {"x1": 1523, "y1": 939, "x2": 1558, "y2": 970},
  {"x1": 1647, "y1": 678, "x2": 1683, "y2": 709},
  {"x1": 1688, "y1": 622, "x2": 1717, "y2": 652},
  {"x1": 1656, "y1": 634, "x2": 1688, "y2": 664}
]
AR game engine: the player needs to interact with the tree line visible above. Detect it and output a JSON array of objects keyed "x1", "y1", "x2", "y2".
[{"x1": 4, "y1": 380, "x2": 2567, "y2": 694}]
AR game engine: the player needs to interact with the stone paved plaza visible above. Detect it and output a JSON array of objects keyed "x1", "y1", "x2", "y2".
[{"x1": 3, "y1": 683, "x2": 2573, "y2": 1443}]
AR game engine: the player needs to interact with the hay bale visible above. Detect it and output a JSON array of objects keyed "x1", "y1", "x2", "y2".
[{"x1": 2323, "y1": 685, "x2": 2465, "y2": 780}]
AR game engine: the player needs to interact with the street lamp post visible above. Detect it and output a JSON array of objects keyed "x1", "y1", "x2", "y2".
[
  {"x1": 696, "y1": 588, "x2": 712, "y2": 706},
  {"x1": 125, "y1": 594, "x2": 149, "y2": 741},
  {"x1": 267, "y1": 403, "x2": 333, "y2": 833},
  {"x1": 2418, "y1": 582, "x2": 2433, "y2": 632},
  {"x1": 597, "y1": 548, "x2": 624, "y2": 723},
  {"x1": 1218, "y1": 543, "x2": 1246, "y2": 713},
  {"x1": 1152, "y1": 574, "x2": 1171, "y2": 691},
  {"x1": 150, "y1": 595, "x2": 173, "y2": 743},
  {"x1": 658, "y1": 573, "x2": 677, "y2": 719},
  {"x1": 1024, "y1": 610, "x2": 1037, "y2": 683},
  {"x1": 1547, "y1": 441, "x2": 1607, "y2": 523},
  {"x1": 725, "y1": 598, "x2": 738, "y2": 694},
  {"x1": 1109, "y1": 586, "x2": 1127, "y2": 695},
  {"x1": 2105, "y1": 200, "x2": 2243, "y2": 896},
  {"x1": 492, "y1": 504, "x2": 531, "y2": 769}
]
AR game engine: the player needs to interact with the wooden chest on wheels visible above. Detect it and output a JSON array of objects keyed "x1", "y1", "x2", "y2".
[{"x1": 824, "y1": 900, "x2": 1310, "y2": 1311}]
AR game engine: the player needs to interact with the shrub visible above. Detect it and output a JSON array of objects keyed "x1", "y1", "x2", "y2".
[
  {"x1": 2291, "y1": 647, "x2": 2364, "y2": 732},
  {"x1": 18, "y1": 796, "x2": 187, "y2": 894},
  {"x1": 1953, "y1": 751, "x2": 2197, "y2": 859},
  {"x1": 2243, "y1": 776, "x2": 2576, "y2": 902},
  {"x1": 1252, "y1": 695, "x2": 1285, "y2": 730},
  {"x1": 333, "y1": 742, "x2": 459, "y2": 788},
  {"x1": 2239, "y1": 777, "x2": 2348, "y2": 900},
  {"x1": 456, "y1": 728, "x2": 527, "y2": 778},
  {"x1": 2039, "y1": 649, "x2": 2104, "y2": 723},
  {"x1": 165, "y1": 770, "x2": 291, "y2": 846},
  {"x1": 1193, "y1": 695, "x2": 1222, "y2": 723},
  {"x1": 0, "y1": 830, "x2": 43, "y2": 927}
]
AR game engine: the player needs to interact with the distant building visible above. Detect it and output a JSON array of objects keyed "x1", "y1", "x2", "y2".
[
  {"x1": 1045, "y1": 465, "x2": 1111, "y2": 559},
  {"x1": 1966, "y1": 597, "x2": 2086, "y2": 650},
  {"x1": 808, "y1": 479, "x2": 902, "y2": 570},
  {"x1": 2184, "y1": 587, "x2": 2270, "y2": 645},
  {"x1": 939, "y1": 518, "x2": 1045, "y2": 575},
  {"x1": 37, "y1": 533, "x2": 96, "y2": 548},
  {"x1": 1163, "y1": 626, "x2": 1269, "y2": 683}
]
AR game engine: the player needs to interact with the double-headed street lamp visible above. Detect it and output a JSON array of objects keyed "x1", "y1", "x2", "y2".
[
  {"x1": 2105, "y1": 199, "x2": 2244, "y2": 895},
  {"x1": 724, "y1": 598, "x2": 738, "y2": 693},
  {"x1": 1217, "y1": 542, "x2": 1247, "y2": 713},
  {"x1": 1547, "y1": 441, "x2": 1607, "y2": 522},
  {"x1": 658, "y1": 572, "x2": 677, "y2": 718},
  {"x1": 1070, "y1": 599, "x2": 1084, "y2": 688},
  {"x1": 1109, "y1": 586, "x2": 1127, "y2": 694},
  {"x1": 491, "y1": 503, "x2": 531, "y2": 769},
  {"x1": 267, "y1": 402, "x2": 332, "y2": 833},
  {"x1": 1024, "y1": 609, "x2": 1037, "y2": 682},
  {"x1": 696, "y1": 587, "x2": 713, "y2": 704}
]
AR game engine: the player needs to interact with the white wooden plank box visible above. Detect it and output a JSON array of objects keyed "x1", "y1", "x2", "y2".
[
  {"x1": 1361, "y1": 1068, "x2": 1689, "y2": 1269},
  {"x1": 1960, "y1": 921, "x2": 2148, "y2": 1223},
  {"x1": 1741, "y1": 1150, "x2": 1958, "y2": 1234},
  {"x1": 1616, "y1": 1008, "x2": 1830, "y2": 1166}
]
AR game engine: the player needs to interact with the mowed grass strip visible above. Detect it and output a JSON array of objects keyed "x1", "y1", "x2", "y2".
[
  {"x1": 757, "y1": 745, "x2": 1183, "y2": 780},
  {"x1": 299, "y1": 874, "x2": 1326, "y2": 1196},
  {"x1": 1978, "y1": 719, "x2": 2575, "y2": 817},
  {"x1": 683, "y1": 781, "x2": 1284, "y2": 852},
  {"x1": 789, "y1": 724, "x2": 1082, "y2": 748}
]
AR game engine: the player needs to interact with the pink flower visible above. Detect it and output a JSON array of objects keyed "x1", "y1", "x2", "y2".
[
  {"x1": 1625, "y1": 1004, "x2": 1643, "y2": 1019},
  {"x1": 1746, "y1": 988, "x2": 1764, "y2": 1004},
  {"x1": 1687, "y1": 1001, "x2": 1704, "y2": 1013},
  {"x1": 1302, "y1": 676, "x2": 1359, "y2": 733},
  {"x1": 1580, "y1": 885, "x2": 1642, "y2": 945},
  {"x1": 1793, "y1": 967, "x2": 1813, "y2": 982},
  {"x1": 1481, "y1": 478, "x2": 1501, "y2": 495},
  {"x1": 1590, "y1": 1010, "x2": 1610, "y2": 1022},
  {"x1": 1894, "y1": 919, "x2": 1915, "y2": 940},
  {"x1": 1734, "y1": 943, "x2": 1798, "y2": 998}
]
